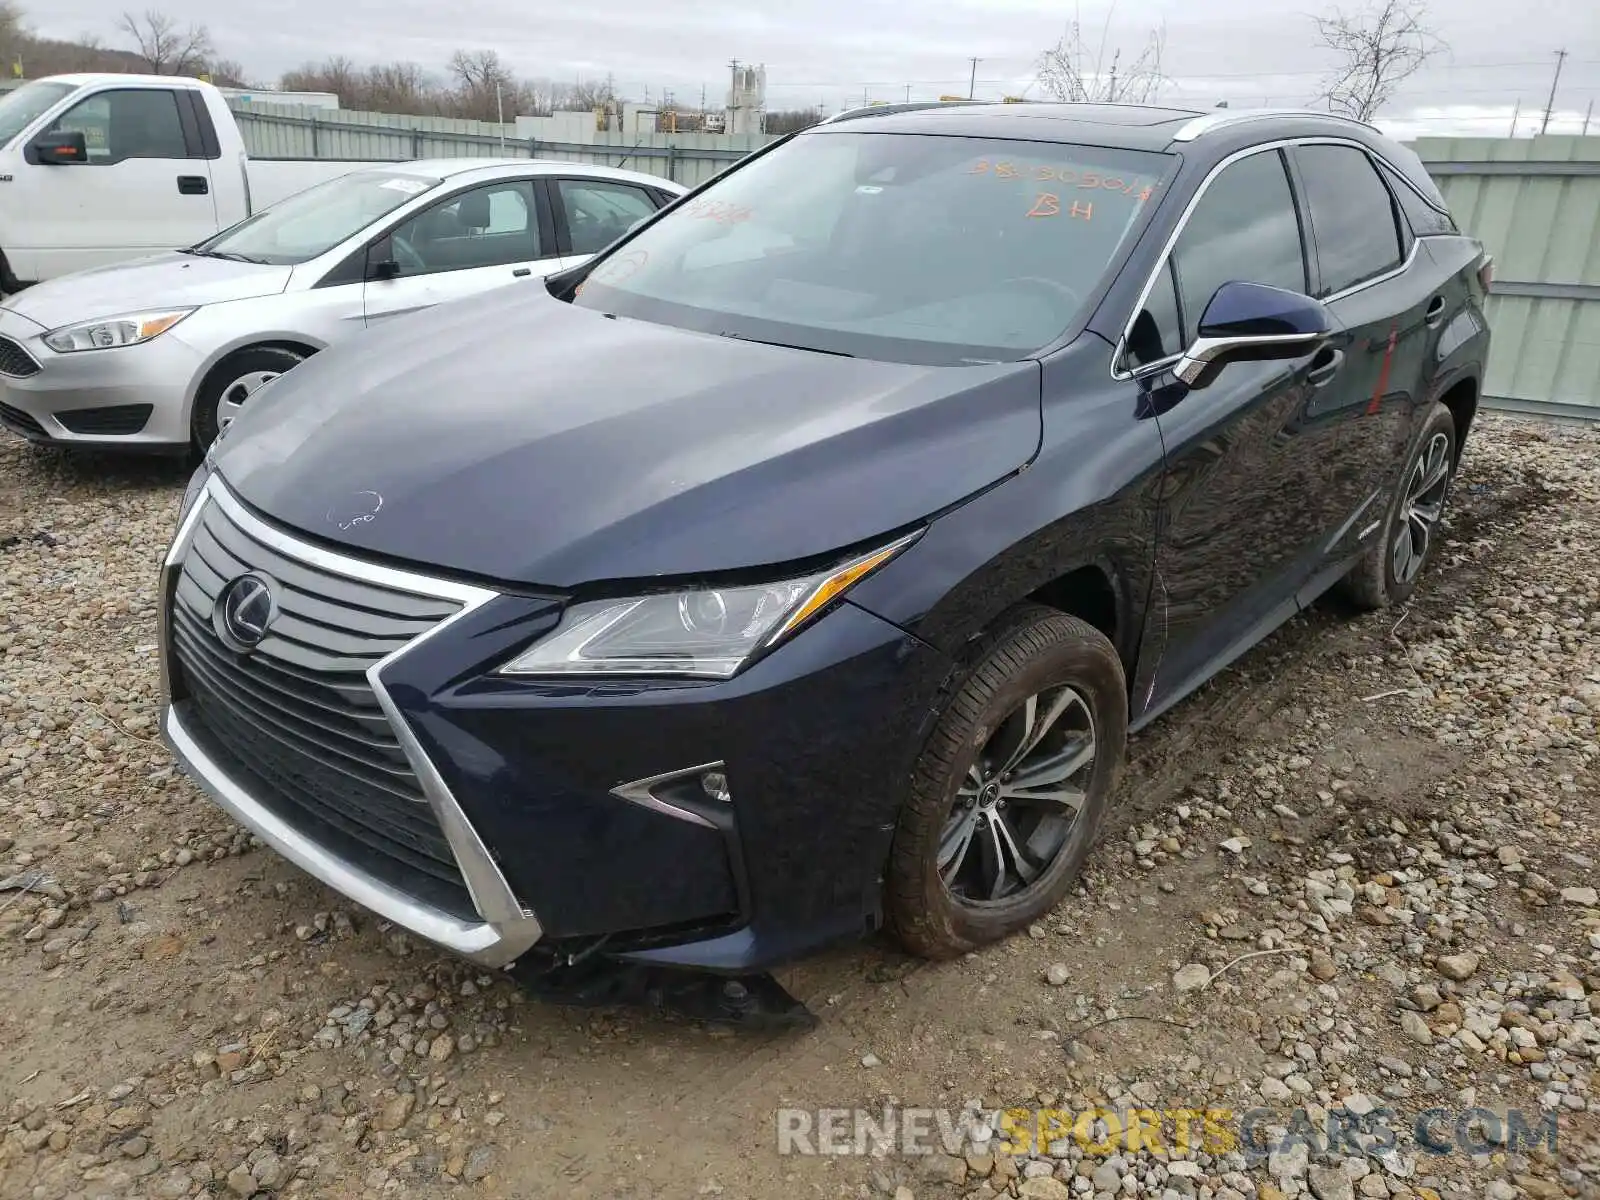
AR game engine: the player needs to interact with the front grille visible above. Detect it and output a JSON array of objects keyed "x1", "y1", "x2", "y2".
[
  {"x1": 0, "y1": 335, "x2": 39, "y2": 378},
  {"x1": 169, "y1": 498, "x2": 479, "y2": 921},
  {"x1": 0, "y1": 400, "x2": 47, "y2": 439},
  {"x1": 57, "y1": 404, "x2": 153, "y2": 435}
]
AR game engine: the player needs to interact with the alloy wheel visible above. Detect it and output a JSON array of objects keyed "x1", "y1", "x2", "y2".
[
  {"x1": 938, "y1": 684, "x2": 1096, "y2": 905},
  {"x1": 217, "y1": 370, "x2": 283, "y2": 432},
  {"x1": 1391, "y1": 431, "x2": 1452, "y2": 585}
]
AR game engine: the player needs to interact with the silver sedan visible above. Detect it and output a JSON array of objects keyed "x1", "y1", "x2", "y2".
[{"x1": 0, "y1": 158, "x2": 684, "y2": 450}]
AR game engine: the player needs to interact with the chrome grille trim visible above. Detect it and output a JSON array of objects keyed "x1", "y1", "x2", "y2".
[{"x1": 160, "y1": 475, "x2": 542, "y2": 967}]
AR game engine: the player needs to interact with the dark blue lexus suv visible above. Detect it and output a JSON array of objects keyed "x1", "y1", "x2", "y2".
[{"x1": 160, "y1": 102, "x2": 1490, "y2": 979}]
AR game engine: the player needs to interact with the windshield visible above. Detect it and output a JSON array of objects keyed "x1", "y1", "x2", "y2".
[
  {"x1": 571, "y1": 131, "x2": 1172, "y2": 365},
  {"x1": 193, "y1": 170, "x2": 443, "y2": 265},
  {"x1": 0, "y1": 81, "x2": 76, "y2": 149}
]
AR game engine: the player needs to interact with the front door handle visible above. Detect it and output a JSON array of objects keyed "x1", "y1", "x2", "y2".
[
  {"x1": 512, "y1": 267, "x2": 532, "y2": 278},
  {"x1": 177, "y1": 175, "x2": 208, "y2": 195},
  {"x1": 1306, "y1": 347, "x2": 1344, "y2": 387},
  {"x1": 1424, "y1": 295, "x2": 1446, "y2": 328}
]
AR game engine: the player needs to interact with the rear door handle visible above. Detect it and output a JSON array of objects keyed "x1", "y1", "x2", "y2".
[
  {"x1": 1425, "y1": 295, "x2": 1446, "y2": 327},
  {"x1": 177, "y1": 175, "x2": 208, "y2": 195},
  {"x1": 1306, "y1": 347, "x2": 1344, "y2": 387}
]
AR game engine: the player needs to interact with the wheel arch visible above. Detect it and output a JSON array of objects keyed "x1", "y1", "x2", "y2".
[
  {"x1": 1435, "y1": 374, "x2": 1479, "y2": 465},
  {"x1": 183, "y1": 336, "x2": 324, "y2": 422}
]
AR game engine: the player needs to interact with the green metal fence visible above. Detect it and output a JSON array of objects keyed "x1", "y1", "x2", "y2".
[{"x1": 1413, "y1": 136, "x2": 1600, "y2": 421}]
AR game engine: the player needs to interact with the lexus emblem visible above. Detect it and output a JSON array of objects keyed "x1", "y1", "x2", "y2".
[{"x1": 214, "y1": 572, "x2": 277, "y2": 652}]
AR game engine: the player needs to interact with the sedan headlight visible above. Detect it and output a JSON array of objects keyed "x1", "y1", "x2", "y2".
[
  {"x1": 43, "y1": 308, "x2": 194, "y2": 353},
  {"x1": 501, "y1": 531, "x2": 921, "y2": 679}
]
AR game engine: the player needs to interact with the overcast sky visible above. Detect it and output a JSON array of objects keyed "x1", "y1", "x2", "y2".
[{"x1": 29, "y1": 0, "x2": 1600, "y2": 135}]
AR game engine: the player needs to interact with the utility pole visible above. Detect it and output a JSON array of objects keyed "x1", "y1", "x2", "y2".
[
  {"x1": 968, "y1": 57, "x2": 981, "y2": 100},
  {"x1": 1540, "y1": 49, "x2": 1567, "y2": 135},
  {"x1": 1584, "y1": 99, "x2": 1594, "y2": 137},
  {"x1": 904, "y1": 84, "x2": 911, "y2": 102},
  {"x1": 495, "y1": 81, "x2": 505, "y2": 152},
  {"x1": 1509, "y1": 98, "x2": 1520, "y2": 137}
]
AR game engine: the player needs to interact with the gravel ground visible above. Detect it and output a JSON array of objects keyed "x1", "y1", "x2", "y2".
[{"x1": 1, "y1": 414, "x2": 1598, "y2": 1200}]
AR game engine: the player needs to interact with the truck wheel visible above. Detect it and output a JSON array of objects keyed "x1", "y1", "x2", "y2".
[
  {"x1": 886, "y1": 605, "x2": 1126, "y2": 960},
  {"x1": 192, "y1": 347, "x2": 305, "y2": 450}
]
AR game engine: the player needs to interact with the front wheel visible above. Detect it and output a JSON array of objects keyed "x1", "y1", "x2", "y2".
[
  {"x1": 886, "y1": 605, "x2": 1126, "y2": 960},
  {"x1": 191, "y1": 346, "x2": 305, "y2": 451},
  {"x1": 1336, "y1": 401, "x2": 1458, "y2": 610}
]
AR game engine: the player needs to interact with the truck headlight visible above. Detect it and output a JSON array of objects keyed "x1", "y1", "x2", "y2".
[
  {"x1": 500, "y1": 531, "x2": 921, "y2": 679},
  {"x1": 43, "y1": 308, "x2": 194, "y2": 353}
]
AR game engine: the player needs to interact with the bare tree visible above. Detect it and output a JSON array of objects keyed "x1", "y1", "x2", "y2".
[
  {"x1": 560, "y1": 74, "x2": 616, "y2": 112},
  {"x1": 206, "y1": 57, "x2": 251, "y2": 87},
  {"x1": 447, "y1": 48, "x2": 517, "y2": 121},
  {"x1": 1036, "y1": 4, "x2": 1166, "y2": 104},
  {"x1": 1313, "y1": 0, "x2": 1444, "y2": 121},
  {"x1": 118, "y1": 9, "x2": 212, "y2": 75}
]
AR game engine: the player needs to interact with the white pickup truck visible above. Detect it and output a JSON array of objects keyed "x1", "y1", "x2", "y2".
[{"x1": 0, "y1": 73, "x2": 374, "y2": 290}]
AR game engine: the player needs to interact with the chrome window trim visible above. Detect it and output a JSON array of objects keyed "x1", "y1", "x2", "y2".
[
  {"x1": 1110, "y1": 135, "x2": 1425, "y2": 381},
  {"x1": 159, "y1": 476, "x2": 543, "y2": 968}
]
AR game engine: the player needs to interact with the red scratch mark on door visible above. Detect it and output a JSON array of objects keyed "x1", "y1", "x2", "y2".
[{"x1": 1366, "y1": 322, "x2": 1398, "y2": 415}]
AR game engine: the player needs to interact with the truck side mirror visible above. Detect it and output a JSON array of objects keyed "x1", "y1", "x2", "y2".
[{"x1": 28, "y1": 130, "x2": 89, "y2": 166}]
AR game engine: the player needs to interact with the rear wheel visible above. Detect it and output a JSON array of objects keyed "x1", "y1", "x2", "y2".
[
  {"x1": 1337, "y1": 401, "x2": 1457, "y2": 610},
  {"x1": 886, "y1": 605, "x2": 1126, "y2": 959},
  {"x1": 191, "y1": 346, "x2": 305, "y2": 451}
]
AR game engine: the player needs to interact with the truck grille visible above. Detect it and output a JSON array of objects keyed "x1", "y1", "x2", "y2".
[
  {"x1": 0, "y1": 336, "x2": 40, "y2": 378},
  {"x1": 168, "y1": 498, "x2": 478, "y2": 921}
]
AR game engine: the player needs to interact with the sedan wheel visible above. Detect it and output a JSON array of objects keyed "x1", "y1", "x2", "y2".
[
  {"x1": 216, "y1": 370, "x2": 285, "y2": 433},
  {"x1": 888, "y1": 604, "x2": 1126, "y2": 959},
  {"x1": 192, "y1": 346, "x2": 307, "y2": 451}
]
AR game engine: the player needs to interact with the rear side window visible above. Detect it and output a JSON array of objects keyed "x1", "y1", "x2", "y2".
[
  {"x1": 1378, "y1": 160, "x2": 1457, "y2": 237},
  {"x1": 1295, "y1": 145, "x2": 1404, "y2": 296}
]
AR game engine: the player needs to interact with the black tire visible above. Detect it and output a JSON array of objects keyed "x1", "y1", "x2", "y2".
[
  {"x1": 191, "y1": 346, "x2": 305, "y2": 451},
  {"x1": 886, "y1": 604, "x2": 1127, "y2": 960},
  {"x1": 1336, "y1": 402, "x2": 1458, "y2": 611}
]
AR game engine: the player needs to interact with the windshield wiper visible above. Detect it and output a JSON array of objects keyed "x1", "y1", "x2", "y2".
[
  {"x1": 715, "y1": 330, "x2": 855, "y2": 358},
  {"x1": 181, "y1": 248, "x2": 268, "y2": 265}
]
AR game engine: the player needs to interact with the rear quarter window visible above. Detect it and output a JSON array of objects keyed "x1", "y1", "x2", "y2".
[{"x1": 1378, "y1": 160, "x2": 1458, "y2": 237}]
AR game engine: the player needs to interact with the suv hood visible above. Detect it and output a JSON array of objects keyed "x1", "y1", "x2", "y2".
[
  {"x1": 2, "y1": 254, "x2": 292, "y2": 330},
  {"x1": 215, "y1": 285, "x2": 1043, "y2": 588}
]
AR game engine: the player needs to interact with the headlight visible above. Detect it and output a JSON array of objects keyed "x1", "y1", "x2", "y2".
[
  {"x1": 500, "y1": 531, "x2": 921, "y2": 679},
  {"x1": 43, "y1": 308, "x2": 194, "y2": 353}
]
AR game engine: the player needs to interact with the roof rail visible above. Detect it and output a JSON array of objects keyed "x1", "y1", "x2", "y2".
[
  {"x1": 1171, "y1": 108, "x2": 1379, "y2": 142},
  {"x1": 820, "y1": 99, "x2": 988, "y2": 125}
]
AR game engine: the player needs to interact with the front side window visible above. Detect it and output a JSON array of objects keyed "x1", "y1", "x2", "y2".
[
  {"x1": 1173, "y1": 149, "x2": 1307, "y2": 336},
  {"x1": 558, "y1": 179, "x2": 659, "y2": 255},
  {"x1": 386, "y1": 180, "x2": 542, "y2": 275},
  {"x1": 196, "y1": 171, "x2": 443, "y2": 265},
  {"x1": 1124, "y1": 149, "x2": 1306, "y2": 370},
  {"x1": 48, "y1": 89, "x2": 187, "y2": 162},
  {"x1": 571, "y1": 132, "x2": 1173, "y2": 365},
  {"x1": 0, "y1": 80, "x2": 76, "y2": 149},
  {"x1": 1295, "y1": 144, "x2": 1404, "y2": 296}
]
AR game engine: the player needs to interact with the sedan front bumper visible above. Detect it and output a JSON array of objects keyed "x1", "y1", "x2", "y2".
[{"x1": 0, "y1": 307, "x2": 200, "y2": 448}]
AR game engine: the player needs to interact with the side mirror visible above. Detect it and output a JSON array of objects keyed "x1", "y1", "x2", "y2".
[
  {"x1": 366, "y1": 241, "x2": 400, "y2": 281},
  {"x1": 1175, "y1": 281, "x2": 1334, "y2": 387},
  {"x1": 28, "y1": 130, "x2": 89, "y2": 165},
  {"x1": 369, "y1": 259, "x2": 401, "y2": 282}
]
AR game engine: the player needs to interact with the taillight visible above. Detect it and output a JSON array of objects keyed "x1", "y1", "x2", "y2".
[{"x1": 1478, "y1": 256, "x2": 1495, "y2": 292}]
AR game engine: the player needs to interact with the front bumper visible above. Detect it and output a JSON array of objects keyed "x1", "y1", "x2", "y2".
[
  {"x1": 161, "y1": 478, "x2": 953, "y2": 971},
  {"x1": 0, "y1": 307, "x2": 199, "y2": 448}
]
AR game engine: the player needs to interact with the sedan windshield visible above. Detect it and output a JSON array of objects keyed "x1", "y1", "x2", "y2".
[
  {"x1": 0, "y1": 80, "x2": 76, "y2": 149},
  {"x1": 571, "y1": 131, "x2": 1173, "y2": 365},
  {"x1": 192, "y1": 170, "x2": 443, "y2": 265}
]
